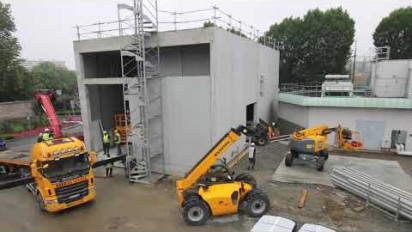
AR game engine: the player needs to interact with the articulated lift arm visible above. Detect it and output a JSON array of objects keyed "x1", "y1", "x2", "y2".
[
  {"x1": 35, "y1": 91, "x2": 62, "y2": 139},
  {"x1": 176, "y1": 125, "x2": 252, "y2": 193}
]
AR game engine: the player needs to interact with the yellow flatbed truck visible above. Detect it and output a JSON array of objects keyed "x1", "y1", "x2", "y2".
[{"x1": 0, "y1": 137, "x2": 124, "y2": 212}]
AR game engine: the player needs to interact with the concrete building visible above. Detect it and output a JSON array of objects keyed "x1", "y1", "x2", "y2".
[
  {"x1": 74, "y1": 27, "x2": 279, "y2": 175},
  {"x1": 278, "y1": 59, "x2": 412, "y2": 152}
]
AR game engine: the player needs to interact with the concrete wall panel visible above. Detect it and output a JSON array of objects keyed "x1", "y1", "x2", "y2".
[{"x1": 162, "y1": 75, "x2": 212, "y2": 174}]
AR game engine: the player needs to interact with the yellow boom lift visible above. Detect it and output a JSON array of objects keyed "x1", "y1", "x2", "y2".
[
  {"x1": 175, "y1": 125, "x2": 270, "y2": 226},
  {"x1": 286, "y1": 125, "x2": 362, "y2": 171}
]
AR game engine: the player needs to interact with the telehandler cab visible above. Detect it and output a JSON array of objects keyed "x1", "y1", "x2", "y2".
[{"x1": 175, "y1": 125, "x2": 270, "y2": 226}]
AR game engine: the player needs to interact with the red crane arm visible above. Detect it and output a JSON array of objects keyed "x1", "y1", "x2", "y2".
[{"x1": 35, "y1": 92, "x2": 62, "y2": 139}]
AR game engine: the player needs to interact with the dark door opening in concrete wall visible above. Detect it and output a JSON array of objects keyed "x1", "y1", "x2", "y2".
[
  {"x1": 82, "y1": 51, "x2": 122, "y2": 78},
  {"x1": 391, "y1": 130, "x2": 407, "y2": 148},
  {"x1": 246, "y1": 103, "x2": 256, "y2": 126}
]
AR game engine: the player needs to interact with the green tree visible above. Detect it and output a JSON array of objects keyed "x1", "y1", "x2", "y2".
[
  {"x1": 373, "y1": 7, "x2": 412, "y2": 59},
  {"x1": 30, "y1": 62, "x2": 77, "y2": 96},
  {"x1": 265, "y1": 7, "x2": 355, "y2": 83},
  {"x1": 0, "y1": 2, "x2": 30, "y2": 101},
  {"x1": 203, "y1": 21, "x2": 215, "y2": 27}
]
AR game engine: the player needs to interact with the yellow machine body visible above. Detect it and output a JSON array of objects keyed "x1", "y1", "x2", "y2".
[{"x1": 31, "y1": 137, "x2": 96, "y2": 212}]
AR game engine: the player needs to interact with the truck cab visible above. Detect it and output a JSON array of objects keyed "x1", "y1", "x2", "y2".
[{"x1": 30, "y1": 137, "x2": 96, "y2": 212}]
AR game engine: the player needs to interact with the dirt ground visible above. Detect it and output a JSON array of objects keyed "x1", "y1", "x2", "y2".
[{"x1": 0, "y1": 142, "x2": 411, "y2": 231}]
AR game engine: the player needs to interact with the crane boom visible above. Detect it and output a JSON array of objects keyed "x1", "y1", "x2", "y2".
[{"x1": 35, "y1": 91, "x2": 62, "y2": 138}]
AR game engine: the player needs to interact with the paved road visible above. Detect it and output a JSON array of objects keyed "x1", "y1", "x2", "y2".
[{"x1": 5, "y1": 124, "x2": 83, "y2": 153}]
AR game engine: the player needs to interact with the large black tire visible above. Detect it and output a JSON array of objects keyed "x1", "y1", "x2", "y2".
[
  {"x1": 322, "y1": 150, "x2": 329, "y2": 161},
  {"x1": 36, "y1": 193, "x2": 46, "y2": 212},
  {"x1": 182, "y1": 197, "x2": 210, "y2": 226},
  {"x1": 285, "y1": 152, "x2": 293, "y2": 167},
  {"x1": 243, "y1": 190, "x2": 270, "y2": 217},
  {"x1": 317, "y1": 157, "x2": 325, "y2": 171},
  {"x1": 291, "y1": 149, "x2": 299, "y2": 159},
  {"x1": 235, "y1": 173, "x2": 257, "y2": 188},
  {"x1": 256, "y1": 137, "x2": 267, "y2": 146}
]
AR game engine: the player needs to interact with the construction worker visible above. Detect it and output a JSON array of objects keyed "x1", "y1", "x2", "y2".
[
  {"x1": 114, "y1": 129, "x2": 122, "y2": 155},
  {"x1": 42, "y1": 128, "x2": 51, "y2": 141},
  {"x1": 105, "y1": 154, "x2": 113, "y2": 178},
  {"x1": 102, "y1": 130, "x2": 110, "y2": 155},
  {"x1": 248, "y1": 142, "x2": 256, "y2": 171}
]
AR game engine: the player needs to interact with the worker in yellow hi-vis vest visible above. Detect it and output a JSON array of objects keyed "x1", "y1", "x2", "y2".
[
  {"x1": 102, "y1": 130, "x2": 110, "y2": 155},
  {"x1": 114, "y1": 129, "x2": 122, "y2": 155}
]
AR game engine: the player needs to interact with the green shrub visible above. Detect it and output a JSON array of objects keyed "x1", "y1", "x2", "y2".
[{"x1": 0, "y1": 134, "x2": 14, "y2": 140}]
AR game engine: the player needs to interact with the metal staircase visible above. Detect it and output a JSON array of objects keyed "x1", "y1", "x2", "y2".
[{"x1": 118, "y1": 0, "x2": 163, "y2": 184}]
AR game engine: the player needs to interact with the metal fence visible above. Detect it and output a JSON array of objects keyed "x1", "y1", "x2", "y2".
[
  {"x1": 280, "y1": 83, "x2": 372, "y2": 97},
  {"x1": 74, "y1": 5, "x2": 280, "y2": 49}
]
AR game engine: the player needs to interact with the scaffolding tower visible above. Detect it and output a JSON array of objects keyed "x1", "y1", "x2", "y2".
[{"x1": 118, "y1": 0, "x2": 163, "y2": 184}]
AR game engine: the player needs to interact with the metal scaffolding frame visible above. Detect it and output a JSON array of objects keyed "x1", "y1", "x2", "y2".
[{"x1": 118, "y1": 0, "x2": 163, "y2": 184}]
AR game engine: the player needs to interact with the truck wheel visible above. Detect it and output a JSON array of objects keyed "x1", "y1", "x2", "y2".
[
  {"x1": 235, "y1": 173, "x2": 257, "y2": 188},
  {"x1": 244, "y1": 190, "x2": 270, "y2": 217},
  {"x1": 317, "y1": 157, "x2": 325, "y2": 171},
  {"x1": 36, "y1": 193, "x2": 46, "y2": 212},
  {"x1": 291, "y1": 149, "x2": 299, "y2": 159},
  {"x1": 322, "y1": 150, "x2": 329, "y2": 161},
  {"x1": 182, "y1": 197, "x2": 210, "y2": 226},
  {"x1": 285, "y1": 152, "x2": 293, "y2": 167}
]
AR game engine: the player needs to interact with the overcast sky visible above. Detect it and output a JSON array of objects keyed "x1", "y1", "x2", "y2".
[{"x1": 3, "y1": 0, "x2": 411, "y2": 70}]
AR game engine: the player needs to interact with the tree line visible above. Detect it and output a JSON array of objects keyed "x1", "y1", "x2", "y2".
[
  {"x1": 264, "y1": 6, "x2": 412, "y2": 84},
  {"x1": 0, "y1": 2, "x2": 77, "y2": 102}
]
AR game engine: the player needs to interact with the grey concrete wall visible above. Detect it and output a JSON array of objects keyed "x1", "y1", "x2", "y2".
[
  {"x1": 278, "y1": 102, "x2": 309, "y2": 128},
  {"x1": 160, "y1": 44, "x2": 210, "y2": 77},
  {"x1": 0, "y1": 101, "x2": 33, "y2": 122},
  {"x1": 210, "y1": 28, "x2": 279, "y2": 161},
  {"x1": 279, "y1": 102, "x2": 412, "y2": 150},
  {"x1": 161, "y1": 75, "x2": 212, "y2": 174}
]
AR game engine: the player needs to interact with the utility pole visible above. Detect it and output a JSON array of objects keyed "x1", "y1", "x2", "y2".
[{"x1": 352, "y1": 40, "x2": 357, "y2": 84}]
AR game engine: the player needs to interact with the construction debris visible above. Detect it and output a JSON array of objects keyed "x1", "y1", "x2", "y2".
[
  {"x1": 331, "y1": 167, "x2": 412, "y2": 221},
  {"x1": 298, "y1": 188, "x2": 308, "y2": 208}
]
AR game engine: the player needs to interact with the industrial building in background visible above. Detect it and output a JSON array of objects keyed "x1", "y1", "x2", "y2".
[
  {"x1": 278, "y1": 47, "x2": 412, "y2": 152},
  {"x1": 73, "y1": 0, "x2": 279, "y2": 183}
]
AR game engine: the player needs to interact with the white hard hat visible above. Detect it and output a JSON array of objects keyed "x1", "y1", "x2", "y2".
[
  {"x1": 251, "y1": 142, "x2": 255, "y2": 146},
  {"x1": 44, "y1": 128, "x2": 50, "y2": 132}
]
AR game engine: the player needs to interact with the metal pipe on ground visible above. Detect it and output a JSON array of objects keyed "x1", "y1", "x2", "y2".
[{"x1": 330, "y1": 167, "x2": 412, "y2": 221}]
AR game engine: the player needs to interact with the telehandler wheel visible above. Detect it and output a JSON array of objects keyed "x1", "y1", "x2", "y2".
[
  {"x1": 256, "y1": 137, "x2": 267, "y2": 146},
  {"x1": 36, "y1": 193, "x2": 46, "y2": 212},
  {"x1": 182, "y1": 197, "x2": 210, "y2": 226},
  {"x1": 317, "y1": 157, "x2": 325, "y2": 171},
  {"x1": 235, "y1": 173, "x2": 257, "y2": 188},
  {"x1": 244, "y1": 190, "x2": 270, "y2": 217},
  {"x1": 285, "y1": 152, "x2": 293, "y2": 167}
]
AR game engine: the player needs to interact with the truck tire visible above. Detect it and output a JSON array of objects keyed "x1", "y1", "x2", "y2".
[
  {"x1": 243, "y1": 189, "x2": 270, "y2": 217},
  {"x1": 182, "y1": 197, "x2": 210, "y2": 226},
  {"x1": 36, "y1": 193, "x2": 46, "y2": 212},
  {"x1": 322, "y1": 150, "x2": 329, "y2": 161},
  {"x1": 235, "y1": 173, "x2": 257, "y2": 188},
  {"x1": 285, "y1": 152, "x2": 293, "y2": 167},
  {"x1": 317, "y1": 157, "x2": 325, "y2": 171},
  {"x1": 291, "y1": 149, "x2": 299, "y2": 159}
]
